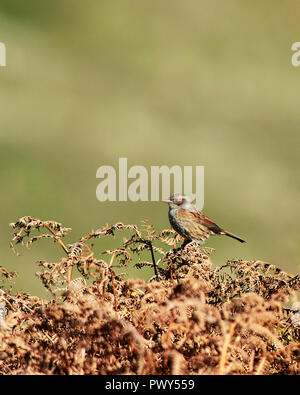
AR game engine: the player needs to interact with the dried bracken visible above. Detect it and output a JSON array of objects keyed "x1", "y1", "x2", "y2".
[{"x1": 0, "y1": 217, "x2": 299, "y2": 375}]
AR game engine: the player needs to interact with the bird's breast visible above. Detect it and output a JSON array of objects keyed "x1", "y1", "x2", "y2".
[{"x1": 168, "y1": 208, "x2": 190, "y2": 239}]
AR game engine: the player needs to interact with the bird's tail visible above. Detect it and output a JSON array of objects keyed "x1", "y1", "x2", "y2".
[{"x1": 221, "y1": 230, "x2": 246, "y2": 243}]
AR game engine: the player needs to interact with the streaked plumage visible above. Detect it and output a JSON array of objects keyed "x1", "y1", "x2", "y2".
[{"x1": 163, "y1": 193, "x2": 245, "y2": 245}]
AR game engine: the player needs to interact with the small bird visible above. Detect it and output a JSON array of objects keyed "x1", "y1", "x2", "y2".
[{"x1": 163, "y1": 193, "x2": 245, "y2": 246}]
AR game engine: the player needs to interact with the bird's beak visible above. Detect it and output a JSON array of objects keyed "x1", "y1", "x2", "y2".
[{"x1": 162, "y1": 199, "x2": 171, "y2": 203}]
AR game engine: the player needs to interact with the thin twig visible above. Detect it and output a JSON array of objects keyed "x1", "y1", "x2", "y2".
[
  {"x1": 136, "y1": 239, "x2": 158, "y2": 278},
  {"x1": 0, "y1": 296, "x2": 17, "y2": 312},
  {"x1": 43, "y1": 222, "x2": 71, "y2": 282},
  {"x1": 148, "y1": 240, "x2": 158, "y2": 278},
  {"x1": 109, "y1": 252, "x2": 118, "y2": 311},
  {"x1": 43, "y1": 223, "x2": 69, "y2": 255}
]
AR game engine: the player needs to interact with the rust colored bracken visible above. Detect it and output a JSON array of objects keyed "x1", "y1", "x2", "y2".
[{"x1": 0, "y1": 216, "x2": 299, "y2": 375}]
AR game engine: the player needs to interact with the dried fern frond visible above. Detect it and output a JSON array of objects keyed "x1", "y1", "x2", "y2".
[
  {"x1": 104, "y1": 248, "x2": 131, "y2": 266},
  {"x1": 10, "y1": 216, "x2": 71, "y2": 255},
  {"x1": 0, "y1": 266, "x2": 17, "y2": 280},
  {"x1": 4, "y1": 216, "x2": 299, "y2": 375},
  {"x1": 81, "y1": 222, "x2": 142, "y2": 243}
]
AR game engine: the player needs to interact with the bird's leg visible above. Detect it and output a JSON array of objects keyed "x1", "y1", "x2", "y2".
[
  {"x1": 170, "y1": 239, "x2": 190, "y2": 254},
  {"x1": 181, "y1": 239, "x2": 193, "y2": 250}
]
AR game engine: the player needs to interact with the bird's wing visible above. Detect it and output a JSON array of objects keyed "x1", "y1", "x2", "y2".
[{"x1": 177, "y1": 209, "x2": 222, "y2": 234}]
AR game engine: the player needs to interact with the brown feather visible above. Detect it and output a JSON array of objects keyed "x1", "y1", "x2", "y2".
[
  {"x1": 172, "y1": 208, "x2": 245, "y2": 243},
  {"x1": 166, "y1": 194, "x2": 245, "y2": 244}
]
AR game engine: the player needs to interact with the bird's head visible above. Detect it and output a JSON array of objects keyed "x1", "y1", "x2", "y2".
[{"x1": 162, "y1": 193, "x2": 192, "y2": 209}]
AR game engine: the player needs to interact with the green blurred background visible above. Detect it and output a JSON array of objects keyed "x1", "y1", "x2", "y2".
[{"x1": 1, "y1": 1, "x2": 299, "y2": 298}]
